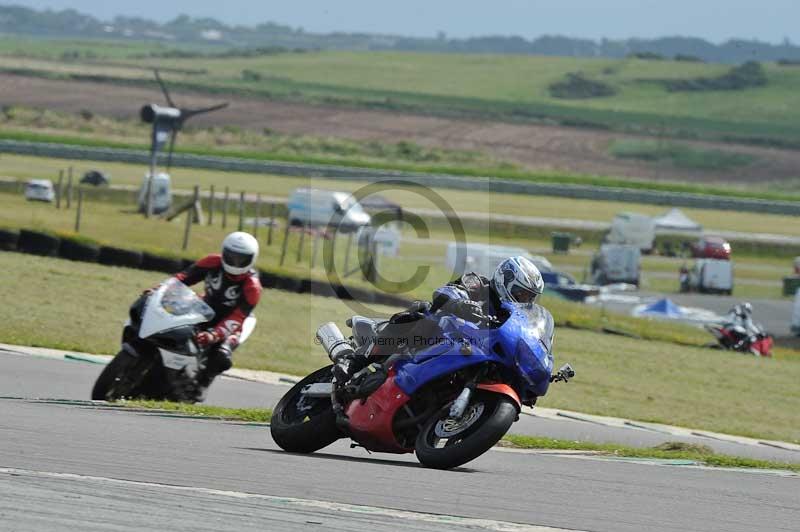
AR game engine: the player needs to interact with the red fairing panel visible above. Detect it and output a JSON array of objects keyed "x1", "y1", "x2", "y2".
[{"x1": 345, "y1": 376, "x2": 412, "y2": 454}]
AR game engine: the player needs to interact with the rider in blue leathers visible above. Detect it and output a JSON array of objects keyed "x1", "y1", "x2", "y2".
[{"x1": 335, "y1": 256, "x2": 545, "y2": 379}]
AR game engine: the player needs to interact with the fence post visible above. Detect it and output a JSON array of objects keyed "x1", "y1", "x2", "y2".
[
  {"x1": 343, "y1": 233, "x2": 354, "y2": 274},
  {"x1": 238, "y1": 191, "x2": 245, "y2": 231},
  {"x1": 310, "y1": 230, "x2": 320, "y2": 269},
  {"x1": 267, "y1": 203, "x2": 275, "y2": 246},
  {"x1": 222, "y1": 186, "x2": 229, "y2": 229},
  {"x1": 66, "y1": 168, "x2": 73, "y2": 209},
  {"x1": 56, "y1": 169, "x2": 63, "y2": 209},
  {"x1": 279, "y1": 222, "x2": 291, "y2": 266},
  {"x1": 323, "y1": 229, "x2": 336, "y2": 274},
  {"x1": 208, "y1": 185, "x2": 215, "y2": 226},
  {"x1": 183, "y1": 186, "x2": 199, "y2": 251},
  {"x1": 253, "y1": 193, "x2": 261, "y2": 238},
  {"x1": 296, "y1": 222, "x2": 306, "y2": 262},
  {"x1": 74, "y1": 188, "x2": 83, "y2": 232}
]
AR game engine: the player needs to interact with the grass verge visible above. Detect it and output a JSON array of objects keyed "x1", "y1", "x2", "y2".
[
  {"x1": 503, "y1": 435, "x2": 800, "y2": 472},
  {"x1": 120, "y1": 400, "x2": 272, "y2": 422}
]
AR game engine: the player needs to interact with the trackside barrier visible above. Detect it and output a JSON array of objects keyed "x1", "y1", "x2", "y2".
[{"x1": 0, "y1": 229, "x2": 412, "y2": 308}]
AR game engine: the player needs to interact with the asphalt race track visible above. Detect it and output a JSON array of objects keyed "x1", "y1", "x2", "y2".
[{"x1": 1, "y1": 350, "x2": 799, "y2": 531}]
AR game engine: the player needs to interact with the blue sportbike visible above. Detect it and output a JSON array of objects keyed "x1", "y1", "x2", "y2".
[{"x1": 270, "y1": 301, "x2": 574, "y2": 469}]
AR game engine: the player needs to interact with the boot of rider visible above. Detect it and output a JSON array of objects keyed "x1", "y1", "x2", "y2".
[{"x1": 196, "y1": 341, "x2": 235, "y2": 391}]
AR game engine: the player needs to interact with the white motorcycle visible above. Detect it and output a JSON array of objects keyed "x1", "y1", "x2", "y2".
[{"x1": 91, "y1": 278, "x2": 255, "y2": 402}]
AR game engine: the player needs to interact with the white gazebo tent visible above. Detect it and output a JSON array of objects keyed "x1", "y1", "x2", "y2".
[{"x1": 654, "y1": 208, "x2": 703, "y2": 235}]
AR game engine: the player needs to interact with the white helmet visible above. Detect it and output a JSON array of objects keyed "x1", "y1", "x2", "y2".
[
  {"x1": 221, "y1": 232, "x2": 259, "y2": 275},
  {"x1": 491, "y1": 256, "x2": 544, "y2": 306}
]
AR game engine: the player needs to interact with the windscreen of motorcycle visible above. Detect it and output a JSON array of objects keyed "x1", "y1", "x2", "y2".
[
  {"x1": 514, "y1": 303, "x2": 555, "y2": 353},
  {"x1": 139, "y1": 279, "x2": 215, "y2": 339},
  {"x1": 511, "y1": 303, "x2": 555, "y2": 394}
]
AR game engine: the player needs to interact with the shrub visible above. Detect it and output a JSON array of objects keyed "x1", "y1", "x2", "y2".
[
  {"x1": 628, "y1": 51, "x2": 665, "y2": 60},
  {"x1": 549, "y1": 72, "x2": 617, "y2": 99},
  {"x1": 664, "y1": 61, "x2": 767, "y2": 92},
  {"x1": 674, "y1": 54, "x2": 703, "y2": 63},
  {"x1": 241, "y1": 69, "x2": 262, "y2": 82}
]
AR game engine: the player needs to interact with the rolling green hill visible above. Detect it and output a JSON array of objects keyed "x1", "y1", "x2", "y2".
[{"x1": 3, "y1": 40, "x2": 799, "y2": 145}]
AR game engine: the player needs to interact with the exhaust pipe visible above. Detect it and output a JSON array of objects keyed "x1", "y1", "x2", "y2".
[{"x1": 316, "y1": 322, "x2": 354, "y2": 363}]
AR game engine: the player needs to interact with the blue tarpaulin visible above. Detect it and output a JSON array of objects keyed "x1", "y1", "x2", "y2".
[{"x1": 639, "y1": 298, "x2": 685, "y2": 318}]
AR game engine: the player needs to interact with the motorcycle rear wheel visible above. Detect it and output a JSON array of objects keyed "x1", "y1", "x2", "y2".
[
  {"x1": 415, "y1": 391, "x2": 517, "y2": 470},
  {"x1": 270, "y1": 365, "x2": 342, "y2": 454}
]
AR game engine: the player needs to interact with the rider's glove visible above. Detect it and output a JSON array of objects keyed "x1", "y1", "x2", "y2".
[
  {"x1": 195, "y1": 330, "x2": 221, "y2": 348},
  {"x1": 408, "y1": 300, "x2": 431, "y2": 314},
  {"x1": 450, "y1": 299, "x2": 485, "y2": 322},
  {"x1": 142, "y1": 284, "x2": 160, "y2": 296}
]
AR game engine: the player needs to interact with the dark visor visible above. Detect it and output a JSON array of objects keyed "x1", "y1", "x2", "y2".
[
  {"x1": 223, "y1": 249, "x2": 253, "y2": 268},
  {"x1": 510, "y1": 285, "x2": 538, "y2": 304}
]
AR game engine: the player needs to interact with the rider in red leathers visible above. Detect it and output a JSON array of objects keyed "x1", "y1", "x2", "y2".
[{"x1": 172, "y1": 232, "x2": 262, "y2": 387}]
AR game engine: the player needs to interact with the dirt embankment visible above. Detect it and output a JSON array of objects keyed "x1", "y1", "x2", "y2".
[{"x1": 1, "y1": 73, "x2": 799, "y2": 185}]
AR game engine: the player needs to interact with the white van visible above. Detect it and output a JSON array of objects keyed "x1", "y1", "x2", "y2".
[
  {"x1": 606, "y1": 212, "x2": 656, "y2": 253},
  {"x1": 592, "y1": 244, "x2": 641, "y2": 286},
  {"x1": 24, "y1": 179, "x2": 56, "y2": 202},
  {"x1": 137, "y1": 173, "x2": 172, "y2": 215},
  {"x1": 287, "y1": 188, "x2": 371, "y2": 233},
  {"x1": 688, "y1": 259, "x2": 733, "y2": 295},
  {"x1": 792, "y1": 288, "x2": 800, "y2": 335}
]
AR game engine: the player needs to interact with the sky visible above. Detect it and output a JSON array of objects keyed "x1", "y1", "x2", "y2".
[{"x1": 10, "y1": 1, "x2": 800, "y2": 44}]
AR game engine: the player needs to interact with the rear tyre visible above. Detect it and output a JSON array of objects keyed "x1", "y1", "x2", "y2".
[
  {"x1": 98, "y1": 246, "x2": 143, "y2": 269},
  {"x1": 59, "y1": 238, "x2": 100, "y2": 262},
  {"x1": 18, "y1": 230, "x2": 60, "y2": 256},
  {"x1": 0, "y1": 229, "x2": 19, "y2": 251},
  {"x1": 91, "y1": 350, "x2": 153, "y2": 401},
  {"x1": 141, "y1": 252, "x2": 184, "y2": 274},
  {"x1": 270, "y1": 365, "x2": 341, "y2": 453},
  {"x1": 415, "y1": 392, "x2": 517, "y2": 470}
]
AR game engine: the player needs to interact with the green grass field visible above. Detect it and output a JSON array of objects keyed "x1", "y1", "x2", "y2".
[
  {"x1": 3, "y1": 44, "x2": 800, "y2": 145},
  {"x1": 4, "y1": 154, "x2": 800, "y2": 240},
  {"x1": 1, "y1": 251, "x2": 797, "y2": 443}
]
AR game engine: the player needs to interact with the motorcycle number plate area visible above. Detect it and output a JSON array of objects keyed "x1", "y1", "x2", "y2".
[{"x1": 159, "y1": 349, "x2": 196, "y2": 371}]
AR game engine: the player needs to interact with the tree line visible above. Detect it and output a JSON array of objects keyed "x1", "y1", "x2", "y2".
[{"x1": 2, "y1": 5, "x2": 800, "y2": 64}]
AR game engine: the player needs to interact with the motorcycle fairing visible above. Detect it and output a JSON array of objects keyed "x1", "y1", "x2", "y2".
[
  {"x1": 159, "y1": 348, "x2": 198, "y2": 372},
  {"x1": 393, "y1": 304, "x2": 554, "y2": 399},
  {"x1": 345, "y1": 373, "x2": 411, "y2": 453},
  {"x1": 139, "y1": 279, "x2": 215, "y2": 339}
]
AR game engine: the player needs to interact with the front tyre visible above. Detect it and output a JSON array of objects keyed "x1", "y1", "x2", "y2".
[
  {"x1": 270, "y1": 365, "x2": 342, "y2": 453},
  {"x1": 415, "y1": 391, "x2": 517, "y2": 470},
  {"x1": 91, "y1": 350, "x2": 152, "y2": 401}
]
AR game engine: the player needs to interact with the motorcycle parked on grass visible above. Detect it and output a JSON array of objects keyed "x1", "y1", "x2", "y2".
[
  {"x1": 270, "y1": 302, "x2": 574, "y2": 470},
  {"x1": 91, "y1": 278, "x2": 256, "y2": 402}
]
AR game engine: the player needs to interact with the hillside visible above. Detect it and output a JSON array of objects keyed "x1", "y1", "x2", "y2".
[{"x1": 3, "y1": 41, "x2": 800, "y2": 148}]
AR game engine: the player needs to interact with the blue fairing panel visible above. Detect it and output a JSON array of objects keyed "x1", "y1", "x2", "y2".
[{"x1": 394, "y1": 347, "x2": 501, "y2": 396}]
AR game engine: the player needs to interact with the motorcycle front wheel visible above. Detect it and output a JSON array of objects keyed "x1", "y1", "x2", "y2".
[
  {"x1": 91, "y1": 350, "x2": 154, "y2": 401},
  {"x1": 270, "y1": 365, "x2": 342, "y2": 454},
  {"x1": 415, "y1": 391, "x2": 517, "y2": 470}
]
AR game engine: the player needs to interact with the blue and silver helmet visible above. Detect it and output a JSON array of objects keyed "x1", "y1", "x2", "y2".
[{"x1": 491, "y1": 256, "x2": 544, "y2": 306}]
